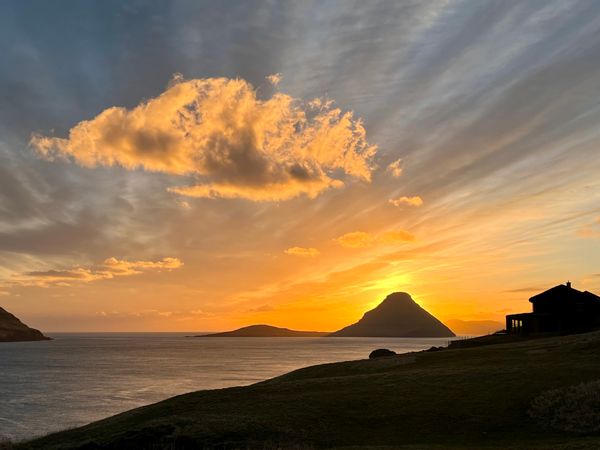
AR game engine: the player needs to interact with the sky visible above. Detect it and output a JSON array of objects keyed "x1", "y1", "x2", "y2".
[{"x1": 0, "y1": 0, "x2": 599, "y2": 332}]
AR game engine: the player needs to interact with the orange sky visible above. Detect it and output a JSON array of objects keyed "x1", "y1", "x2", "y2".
[{"x1": 1, "y1": 2, "x2": 600, "y2": 332}]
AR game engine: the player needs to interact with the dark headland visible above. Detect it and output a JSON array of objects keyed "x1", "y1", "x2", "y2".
[
  {"x1": 197, "y1": 292, "x2": 456, "y2": 338},
  {"x1": 0, "y1": 306, "x2": 50, "y2": 342}
]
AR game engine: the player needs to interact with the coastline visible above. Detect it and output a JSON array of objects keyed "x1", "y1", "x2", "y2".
[
  {"x1": 17, "y1": 331, "x2": 600, "y2": 449},
  {"x1": 0, "y1": 335, "x2": 447, "y2": 443}
]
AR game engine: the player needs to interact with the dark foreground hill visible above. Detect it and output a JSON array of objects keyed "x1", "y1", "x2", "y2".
[
  {"x1": 20, "y1": 331, "x2": 600, "y2": 449},
  {"x1": 0, "y1": 307, "x2": 49, "y2": 342},
  {"x1": 330, "y1": 292, "x2": 455, "y2": 337},
  {"x1": 197, "y1": 324, "x2": 328, "y2": 337}
]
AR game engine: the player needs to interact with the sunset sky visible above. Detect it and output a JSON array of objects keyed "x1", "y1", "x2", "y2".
[{"x1": 1, "y1": 1, "x2": 599, "y2": 332}]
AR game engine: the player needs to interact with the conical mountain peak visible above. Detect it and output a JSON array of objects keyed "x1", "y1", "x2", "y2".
[{"x1": 330, "y1": 292, "x2": 455, "y2": 337}]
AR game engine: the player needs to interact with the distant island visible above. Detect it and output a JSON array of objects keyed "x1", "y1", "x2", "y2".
[
  {"x1": 196, "y1": 324, "x2": 328, "y2": 337},
  {"x1": 0, "y1": 306, "x2": 50, "y2": 342},
  {"x1": 196, "y1": 292, "x2": 455, "y2": 338}
]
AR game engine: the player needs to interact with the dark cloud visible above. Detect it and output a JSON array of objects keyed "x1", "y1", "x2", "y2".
[{"x1": 26, "y1": 270, "x2": 90, "y2": 279}]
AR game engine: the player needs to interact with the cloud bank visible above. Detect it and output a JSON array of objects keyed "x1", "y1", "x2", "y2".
[
  {"x1": 7, "y1": 257, "x2": 183, "y2": 288},
  {"x1": 31, "y1": 77, "x2": 376, "y2": 202}
]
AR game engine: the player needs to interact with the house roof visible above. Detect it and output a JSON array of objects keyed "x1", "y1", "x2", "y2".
[{"x1": 529, "y1": 284, "x2": 600, "y2": 304}]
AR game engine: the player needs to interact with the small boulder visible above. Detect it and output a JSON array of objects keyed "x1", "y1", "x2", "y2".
[{"x1": 369, "y1": 348, "x2": 396, "y2": 359}]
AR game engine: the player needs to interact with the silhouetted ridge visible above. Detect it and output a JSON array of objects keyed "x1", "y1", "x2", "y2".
[
  {"x1": 330, "y1": 292, "x2": 455, "y2": 337},
  {"x1": 0, "y1": 307, "x2": 50, "y2": 342},
  {"x1": 197, "y1": 324, "x2": 328, "y2": 337}
]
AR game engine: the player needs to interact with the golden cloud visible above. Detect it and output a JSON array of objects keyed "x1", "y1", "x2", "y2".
[
  {"x1": 335, "y1": 230, "x2": 415, "y2": 248},
  {"x1": 31, "y1": 76, "x2": 376, "y2": 202},
  {"x1": 284, "y1": 246, "x2": 320, "y2": 257},
  {"x1": 101, "y1": 256, "x2": 183, "y2": 274},
  {"x1": 266, "y1": 73, "x2": 282, "y2": 86},
  {"x1": 389, "y1": 195, "x2": 423, "y2": 207},
  {"x1": 335, "y1": 231, "x2": 374, "y2": 248},
  {"x1": 7, "y1": 257, "x2": 183, "y2": 288},
  {"x1": 387, "y1": 158, "x2": 403, "y2": 177}
]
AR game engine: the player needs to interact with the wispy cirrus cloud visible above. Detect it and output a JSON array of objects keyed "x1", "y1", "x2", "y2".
[
  {"x1": 284, "y1": 247, "x2": 320, "y2": 257},
  {"x1": 5, "y1": 257, "x2": 183, "y2": 288},
  {"x1": 245, "y1": 304, "x2": 275, "y2": 313},
  {"x1": 502, "y1": 286, "x2": 544, "y2": 294},
  {"x1": 336, "y1": 230, "x2": 415, "y2": 248},
  {"x1": 577, "y1": 217, "x2": 600, "y2": 239},
  {"x1": 93, "y1": 309, "x2": 215, "y2": 323},
  {"x1": 377, "y1": 230, "x2": 417, "y2": 245},
  {"x1": 31, "y1": 76, "x2": 376, "y2": 202}
]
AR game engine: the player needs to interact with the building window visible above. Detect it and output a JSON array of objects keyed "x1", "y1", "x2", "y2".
[{"x1": 511, "y1": 319, "x2": 523, "y2": 332}]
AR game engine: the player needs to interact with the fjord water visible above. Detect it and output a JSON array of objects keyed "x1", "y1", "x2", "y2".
[{"x1": 0, "y1": 333, "x2": 451, "y2": 441}]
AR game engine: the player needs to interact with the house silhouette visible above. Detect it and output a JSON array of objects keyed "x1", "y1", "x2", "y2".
[{"x1": 506, "y1": 282, "x2": 600, "y2": 335}]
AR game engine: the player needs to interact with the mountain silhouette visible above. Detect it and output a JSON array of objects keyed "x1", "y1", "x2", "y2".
[
  {"x1": 0, "y1": 307, "x2": 50, "y2": 342},
  {"x1": 197, "y1": 324, "x2": 328, "y2": 337},
  {"x1": 330, "y1": 292, "x2": 455, "y2": 337}
]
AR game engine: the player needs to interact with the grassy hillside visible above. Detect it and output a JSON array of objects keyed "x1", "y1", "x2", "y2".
[{"x1": 19, "y1": 332, "x2": 600, "y2": 449}]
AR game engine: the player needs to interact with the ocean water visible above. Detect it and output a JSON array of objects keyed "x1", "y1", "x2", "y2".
[{"x1": 0, "y1": 333, "x2": 452, "y2": 442}]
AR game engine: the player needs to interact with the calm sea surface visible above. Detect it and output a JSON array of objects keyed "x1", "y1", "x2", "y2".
[{"x1": 0, "y1": 333, "x2": 453, "y2": 441}]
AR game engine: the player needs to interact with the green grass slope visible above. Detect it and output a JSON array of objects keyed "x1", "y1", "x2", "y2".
[{"x1": 20, "y1": 332, "x2": 600, "y2": 449}]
